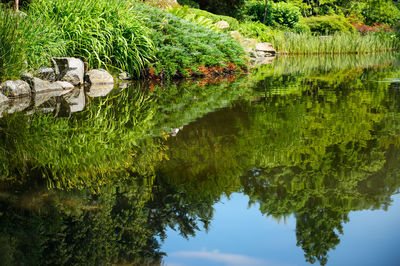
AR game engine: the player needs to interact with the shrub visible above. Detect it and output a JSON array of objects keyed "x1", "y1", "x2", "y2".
[
  {"x1": 28, "y1": 0, "x2": 155, "y2": 77},
  {"x1": 351, "y1": 22, "x2": 393, "y2": 35},
  {"x1": 362, "y1": 0, "x2": 400, "y2": 27},
  {"x1": 168, "y1": 5, "x2": 218, "y2": 31},
  {"x1": 134, "y1": 4, "x2": 247, "y2": 78},
  {"x1": 187, "y1": 0, "x2": 245, "y2": 18},
  {"x1": 394, "y1": 21, "x2": 400, "y2": 38},
  {"x1": 238, "y1": 21, "x2": 273, "y2": 42},
  {"x1": 302, "y1": 15, "x2": 356, "y2": 35},
  {"x1": 243, "y1": 0, "x2": 301, "y2": 28},
  {"x1": 292, "y1": 22, "x2": 311, "y2": 34},
  {"x1": 139, "y1": 0, "x2": 179, "y2": 9},
  {"x1": 0, "y1": 7, "x2": 64, "y2": 81},
  {"x1": 0, "y1": 9, "x2": 29, "y2": 81},
  {"x1": 187, "y1": 7, "x2": 241, "y2": 30},
  {"x1": 177, "y1": 0, "x2": 200, "y2": 9}
]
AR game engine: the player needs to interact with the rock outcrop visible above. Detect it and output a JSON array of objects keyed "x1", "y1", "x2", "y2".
[
  {"x1": 118, "y1": 72, "x2": 132, "y2": 80},
  {"x1": 30, "y1": 78, "x2": 63, "y2": 94},
  {"x1": 215, "y1": 21, "x2": 229, "y2": 30},
  {"x1": 85, "y1": 69, "x2": 114, "y2": 85},
  {"x1": 53, "y1": 57, "x2": 85, "y2": 85},
  {"x1": 0, "y1": 80, "x2": 31, "y2": 97},
  {"x1": 36, "y1": 67, "x2": 56, "y2": 82}
]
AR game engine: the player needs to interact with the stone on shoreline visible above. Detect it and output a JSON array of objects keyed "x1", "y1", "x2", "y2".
[
  {"x1": 255, "y1": 42, "x2": 276, "y2": 55},
  {"x1": 7, "y1": 97, "x2": 31, "y2": 114},
  {"x1": 229, "y1": 31, "x2": 243, "y2": 41},
  {"x1": 34, "y1": 89, "x2": 72, "y2": 107},
  {"x1": 87, "y1": 84, "x2": 114, "y2": 97},
  {"x1": 36, "y1": 67, "x2": 56, "y2": 82},
  {"x1": 0, "y1": 80, "x2": 31, "y2": 97},
  {"x1": 64, "y1": 88, "x2": 85, "y2": 113},
  {"x1": 215, "y1": 21, "x2": 229, "y2": 30},
  {"x1": 0, "y1": 101, "x2": 9, "y2": 118},
  {"x1": 0, "y1": 92, "x2": 8, "y2": 104},
  {"x1": 31, "y1": 78, "x2": 63, "y2": 94},
  {"x1": 53, "y1": 57, "x2": 85, "y2": 86},
  {"x1": 85, "y1": 69, "x2": 114, "y2": 85},
  {"x1": 118, "y1": 71, "x2": 132, "y2": 80},
  {"x1": 21, "y1": 72, "x2": 34, "y2": 82},
  {"x1": 55, "y1": 81, "x2": 75, "y2": 90}
]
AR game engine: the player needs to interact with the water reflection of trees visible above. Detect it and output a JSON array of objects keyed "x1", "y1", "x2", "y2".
[
  {"x1": 1, "y1": 56, "x2": 400, "y2": 265},
  {"x1": 158, "y1": 70, "x2": 400, "y2": 265}
]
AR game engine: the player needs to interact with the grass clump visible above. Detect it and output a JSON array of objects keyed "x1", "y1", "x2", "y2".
[
  {"x1": 273, "y1": 32, "x2": 398, "y2": 55},
  {"x1": 135, "y1": 4, "x2": 247, "y2": 78},
  {"x1": 28, "y1": 0, "x2": 155, "y2": 77},
  {"x1": 0, "y1": 7, "x2": 64, "y2": 81}
]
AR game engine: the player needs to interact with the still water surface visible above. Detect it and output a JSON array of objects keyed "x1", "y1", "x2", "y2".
[{"x1": 0, "y1": 54, "x2": 400, "y2": 265}]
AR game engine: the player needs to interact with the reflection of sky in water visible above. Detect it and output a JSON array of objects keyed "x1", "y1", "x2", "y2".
[{"x1": 163, "y1": 193, "x2": 400, "y2": 266}]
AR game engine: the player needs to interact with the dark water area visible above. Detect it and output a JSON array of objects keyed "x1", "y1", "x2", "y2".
[{"x1": 1, "y1": 54, "x2": 400, "y2": 265}]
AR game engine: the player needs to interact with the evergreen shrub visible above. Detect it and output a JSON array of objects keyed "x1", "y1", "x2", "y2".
[{"x1": 302, "y1": 15, "x2": 356, "y2": 35}]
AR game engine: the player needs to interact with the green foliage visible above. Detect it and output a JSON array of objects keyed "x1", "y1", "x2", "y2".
[
  {"x1": 362, "y1": 0, "x2": 400, "y2": 26},
  {"x1": 238, "y1": 21, "x2": 274, "y2": 42},
  {"x1": 272, "y1": 32, "x2": 398, "y2": 54},
  {"x1": 302, "y1": 15, "x2": 355, "y2": 35},
  {"x1": 157, "y1": 58, "x2": 400, "y2": 265},
  {"x1": 292, "y1": 21, "x2": 311, "y2": 34},
  {"x1": 169, "y1": 5, "x2": 241, "y2": 30},
  {"x1": 243, "y1": 0, "x2": 301, "y2": 28},
  {"x1": 28, "y1": 0, "x2": 155, "y2": 77},
  {"x1": 168, "y1": 5, "x2": 218, "y2": 31},
  {"x1": 0, "y1": 179, "x2": 165, "y2": 265},
  {"x1": 0, "y1": 7, "x2": 64, "y2": 81},
  {"x1": 0, "y1": 88, "x2": 159, "y2": 189},
  {"x1": 177, "y1": 0, "x2": 200, "y2": 8},
  {"x1": 186, "y1": 0, "x2": 245, "y2": 18},
  {"x1": 1, "y1": 54, "x2": 400, "y2": 265},
  {"x1": 135, "y1": 4, "x2": 247, "y2": 78}
]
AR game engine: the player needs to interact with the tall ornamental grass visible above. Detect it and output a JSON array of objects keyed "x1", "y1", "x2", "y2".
[
  {"x1": 0, "y1": 8, "x2": 64, "y2": 81},
  {"x1": 28, "y1": 0, "x2": 155, "y2": 77},
  {"x1": 273, "y1": 32, "x2": 398, "y2": 55}
]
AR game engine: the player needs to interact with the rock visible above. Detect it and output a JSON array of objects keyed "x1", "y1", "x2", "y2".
[
  {"x1": 0, "y1": 92, "x2": 8, "y2": 104},
  {"x1": 241, "y1": 38, "x2": 258, "y2": 53},
  {"x1": 54, "y1": 97, "x2": 71, "y2": 118},
  {"x1": 52, "y1": 57, "x2": 85, "y2": 85},
  {"x1": 21, "y1": 72, "x2": 34, "y2": 82},
  {"x1": 87, "y1": 84, "x2": 114, "y2": 97},
  {"x1": 215, "y1": 21, "x2": 229, "y2": 30},
  {"x1": 118, "y1": 81, "x2": 131, "y2": 90},
  {"x1": 7, "y1": 97, "x2": 31, "y2": 114},
  {"x1": 0, "y1": 101, "x2": 9, "y2": 118},
  {"x1": 255, "y1": 42, "x2": 276, "y2": 55},
  {"x1": 16, "y1": 11, "x2": 28, "y2": 18},
  {"x1": 0, "y1": 80, "x2": 31, "y2": 97},
  {"x1": 250, "y1": 56, "x2": 276, "y2": 66},
  {"x1": 85, "y1": 69, "x2": 114, "y2": 85},
  {"x1": 34, "y1": 89, "x2": 72, "y2": 107},
  {"x1": 64, "y1": 88, "x2": 85, "y2": 113},
  {"x1": 0, "y1": 92, "x2": 9, "y2": 117},
  {"x1": 229, "y1": 31, "x2": 243, "y2": 41},
  {"x1": 36, "y1": 67, "x2": 56, "y2": 82},
  {"x1": 31, "y1": 78, "x2": 63, "y2": 94},
  {"x1": 55, "y1": 81, "x2": 75, "y2": 90},
  {"x1": 118, "y1": 71, "x2": 132, "y2": 80},
  {"x1": 37, "y1": 97, "x2": 57, "y2": 114}
]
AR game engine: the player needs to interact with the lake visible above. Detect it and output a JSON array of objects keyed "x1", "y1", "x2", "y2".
[{"x1": 0, "y1": 54, "x2": 400, "y2": 266}]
